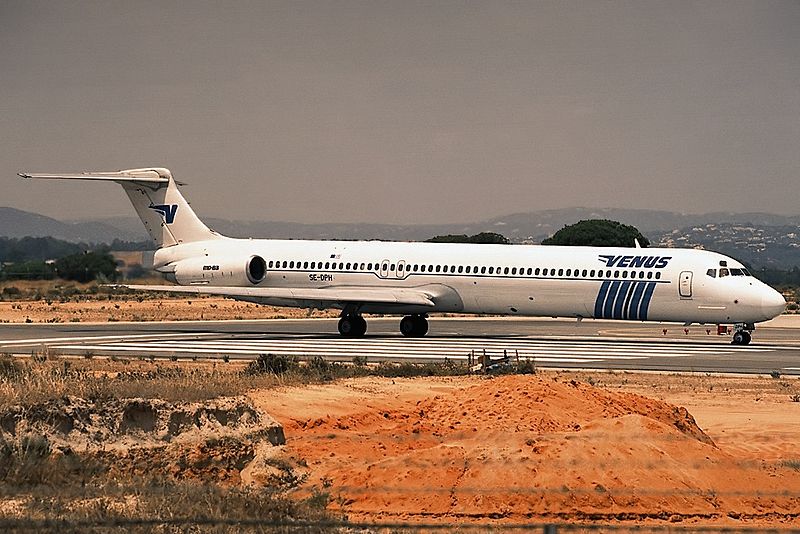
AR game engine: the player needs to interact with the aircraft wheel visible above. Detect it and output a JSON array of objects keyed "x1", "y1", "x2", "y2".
[
  {"x1": 415, "y1": 315, "x2": 429, "y2": 337},
  {"x1": 741, "y1": 331, "x2": 751, "y2": 345},
  {"x1": 732, "y1": 331, "x2": 746, "y2": 345},
  {"x1": 339, "y1": 316, "x2": 366, "y2": 337},
  {"x1": 400, "y1": 316, "x2": 416, "y2": 337},
  {"x1": 400, "y1": 315, "x2": 428, "y2": 337},
  {"x1": 354, "y1": 316, "x2": 367, "y2": 337}
]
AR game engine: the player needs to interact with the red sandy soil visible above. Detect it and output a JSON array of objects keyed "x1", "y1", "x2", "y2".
[{"x1": 254, "y1": 374, "x2": 800, "y2": 526}]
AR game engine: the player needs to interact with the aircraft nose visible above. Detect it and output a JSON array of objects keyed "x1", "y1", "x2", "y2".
[{"x1": 761, "y1": 288, "x2": 786, "y2": 319}]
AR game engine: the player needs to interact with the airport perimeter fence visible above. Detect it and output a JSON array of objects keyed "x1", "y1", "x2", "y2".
[{"x1": 1, "y1": 519, "x2": 800, "y2": 533}]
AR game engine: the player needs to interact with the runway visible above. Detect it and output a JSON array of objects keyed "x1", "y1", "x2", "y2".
[{"x1": 1, "y1": 317, "x2": 799, "y2": 375}]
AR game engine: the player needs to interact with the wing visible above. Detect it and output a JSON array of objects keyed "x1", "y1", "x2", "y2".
[{"x1": 117, "y1": 284, "x2": 436, "y2": 308}]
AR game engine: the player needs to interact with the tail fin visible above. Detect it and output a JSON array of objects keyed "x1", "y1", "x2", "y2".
[{"x1": 18, "y1": 167, "x2": 222, "y2": 248}]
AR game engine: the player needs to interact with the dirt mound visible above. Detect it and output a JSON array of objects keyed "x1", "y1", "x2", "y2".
[
  {"x1": 258, "y1": 375, "x2": 800, "y2": 524},
  {"x1": 0, "y1": 395, "x2": 284, "y2": 451},
  {"x1": 0, "y1": 396, "x2": 287, "y2": 486}
]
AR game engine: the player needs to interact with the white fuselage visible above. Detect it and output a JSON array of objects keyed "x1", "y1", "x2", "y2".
[{"x1": 153, "y1": 237, "x2": 786, "y2": 325}]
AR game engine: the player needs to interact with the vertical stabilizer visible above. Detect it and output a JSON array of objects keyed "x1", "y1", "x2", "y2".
[{"x1": 18, "y1": 167, "x2": 222, "y2": 248}]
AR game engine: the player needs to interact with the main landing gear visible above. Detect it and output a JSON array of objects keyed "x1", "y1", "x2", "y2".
[
  {"x1": 336, "y1": 313, "x2": 429, "y2": 338},
  {"x1": 400, "y1": 314, "x2": 428, "y2": 338},
  {"x1": 731, "y1": 323, "x2": 753, "y2": 345},
  {"x1": 338, "y1": 314, "x2": 367, "y2": 337}
]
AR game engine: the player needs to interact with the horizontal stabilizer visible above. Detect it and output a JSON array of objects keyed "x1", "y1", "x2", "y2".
[
  {"x1": 18, "y1": 167, "x2": 173, "y2": 184},
  {"x1": 116, "y1": 284, "x2": 436, "y2": 307}
]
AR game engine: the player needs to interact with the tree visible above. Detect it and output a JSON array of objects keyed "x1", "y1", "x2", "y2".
[
  {"x1": 426, "y1": 232, "x2": 510, "y2": 244},
  {"x1": 541, "y1": 219, "x2": 649, "y2": 248},
  {"x1": 55, "y1": 252, "x2": 119, "y2": 283}
]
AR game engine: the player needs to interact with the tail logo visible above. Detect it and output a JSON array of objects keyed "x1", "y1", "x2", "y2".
[{"x1": 149, "y1": 203, "x2": 178, "y2": 224}]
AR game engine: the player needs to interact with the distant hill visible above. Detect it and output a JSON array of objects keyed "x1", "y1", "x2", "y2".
[
  {"x1": 82, "y1": 208, "x2": 800, "y2": 244},
  {"x1": 2, "y1": 206, "x2": 799, "y2": 268},
  {"x1": 0, "y1": 207, "x2": 143, "y2": 243}
]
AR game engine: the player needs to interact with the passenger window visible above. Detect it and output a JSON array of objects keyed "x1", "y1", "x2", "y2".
[
  {"x1": 706, "y1": 269, "x2": 716, "y2": 278},
  {"x1": 655, "y1": 272, "x2": 662, "y2": 279},
  {"x1": 527, "y1": 268, "x2": 532, "y2": 275},
  {"x1": 383, "y1": 263, "x2": 388, "y2": 270},
  {"x1": 511, "y1": 267, "x2": 517, "y2": 275},
  {"x1": 606, "y1": 270, "x2": 612, "y2": 278},
  {"x1": 582, "y1": 269, "x2": 587, "y2": 277},
  {"x1": 481, "y1": 266, "x2": 487, "y2": 274},
  {"x1": 324, "y1": 262, "x2": 330, "y2": 269},
  {"x1": 719, "y1": 268, "x2": 730, "y2": 277},
  {"x1": 488, "y1": 267, "x2": 494, "y2": 274},
  {"x1": 647, "y1": 271, "x2": 652, "y2": 279},
  {"x1": 345, "y1": 263, "x2": 351, "y2": 270},
  {"x1": 282, "y1": 261, "x2": 288, "y2": 268},
  {"x1": 622, "y1": 271, "x2": 627, "y2": 278},
  {"x1": 360, "y1": 263, "x2": 365, "y2": 270},
  {"x1": 614, "y1": 270, "x2": 619, "y2": 278},
  {"x1": 558, "y1": 269, "x2": 564, "y2": 276},
  {"x1": 450, "y1": 266, "x2": 456, "y2": 273},
  {"x1": 390, "y1": 264, "x2": 395, "y2": 271},
  {"x1": 565, "y1": 269, "x2": 571, "y2": 276},
  {"x1": 268, "y1": 261, "x2": 274, "y2": 268},
  {"x1": 535, "y1": 268, "x2": 541, "y2": 275}
]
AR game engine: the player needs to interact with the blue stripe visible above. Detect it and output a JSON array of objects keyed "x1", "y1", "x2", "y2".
[
  {"x1": 594, "y1": 281, "x2": 611, "y2": 319},
  {"x1": 603, "y1": 281, "x2": 621, "y2": 319},
  {"x1": 613, "y1": 281, "x2": 632, "y2": 320},
  {"x1": 622, "y1": 282, "x2": 637, "y2": 320},
  {"x1": 628, "y1": 282, "x2": 646, "y2": 320},
  {"x1": 638, "y1": 282, "x2": 657, "y2": 321}
]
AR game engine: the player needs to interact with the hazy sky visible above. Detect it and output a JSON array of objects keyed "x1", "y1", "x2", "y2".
[{"x1": 2, "y1": 1, "x2": 798, "y2": 224}]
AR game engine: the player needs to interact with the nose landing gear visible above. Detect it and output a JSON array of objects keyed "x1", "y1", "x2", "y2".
[{"x1": 731, "y1": 323, "x2": 753, "y2": 345}]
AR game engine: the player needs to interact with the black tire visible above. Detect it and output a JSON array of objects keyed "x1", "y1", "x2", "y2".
[
  {"x1": 400, "y1": 316, "x2": 416, "y2": 337},
  {"x1": 339, "y1": 316, "x2": 367, "y2": 337},
  {"x1": 732, "y1": 331, "x2": 744, "y2": 345},
  {"x1": 741, "y1": 331, "x2": 751, "y2": 345},
  {"x1": 415, "y1": 316, "x2": 429, "y2": 337},
  {"x1": 354, "y1": 316, "x2": 367, "y2": 337}
]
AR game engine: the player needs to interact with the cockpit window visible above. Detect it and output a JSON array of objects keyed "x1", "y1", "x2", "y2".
[
  {"x1": 742, "y1": 268, "x2": 751, "y2": 276},
  {"x1": 730, "y1": 268, "x2": 744, "y2": 276},
  {"x1": 719, "y1": 268, "x2": 730, "y2": 277},
  {"x1": 706, "y1": 268, "x2": 716, "y2": 278}
]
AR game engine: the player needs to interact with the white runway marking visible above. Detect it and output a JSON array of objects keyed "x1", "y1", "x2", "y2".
[{"x1": 45, "y1": 335, "x2": 768, "y2": 365}]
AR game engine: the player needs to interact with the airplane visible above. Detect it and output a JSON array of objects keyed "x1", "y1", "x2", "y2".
[{"x1": 18, "y1": 167, "x2": 786, "y2": 345}]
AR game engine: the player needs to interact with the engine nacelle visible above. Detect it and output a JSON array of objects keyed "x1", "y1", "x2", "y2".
[{"x1": 163, "y1": 255, "x2": 267, "y2": 286}]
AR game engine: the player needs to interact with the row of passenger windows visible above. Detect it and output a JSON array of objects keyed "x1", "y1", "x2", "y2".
[{"x1": 266, "y1": 260, "x2": 662, "y2": 279}]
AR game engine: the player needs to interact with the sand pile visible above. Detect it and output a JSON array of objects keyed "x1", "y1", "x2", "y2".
[
  {"x1": 0, "y1": 396, "x2": 285, "y2": 485},
  {"x1": 261, "y1": 375, "x2": 800, "y2": 524}
]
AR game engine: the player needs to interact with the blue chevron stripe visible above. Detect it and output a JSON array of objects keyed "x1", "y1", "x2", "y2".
[
  {"x1": 603, "y1": 281, "x2": 621, "y2": 319},
  {"x1": 594, "y1": 281, "x2": 611, "y2": 319},
  {"x1": 638, "y1": 282, "x2": 657, "y2": 321},
  {"x1": 612, "y1": 281, "x2": 632, "y2": 319},
  {"x1": 628, "y1": 282, "x2": 647, "y2": 320}
]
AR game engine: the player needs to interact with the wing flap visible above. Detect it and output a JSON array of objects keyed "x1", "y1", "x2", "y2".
[{"x1": 117, "y1": 284, "x2": 436, "y2": 307}]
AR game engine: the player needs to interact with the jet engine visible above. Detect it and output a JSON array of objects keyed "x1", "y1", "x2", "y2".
[{"x1": 161, "y1": 254, "x2": 267, "y2": 286}]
